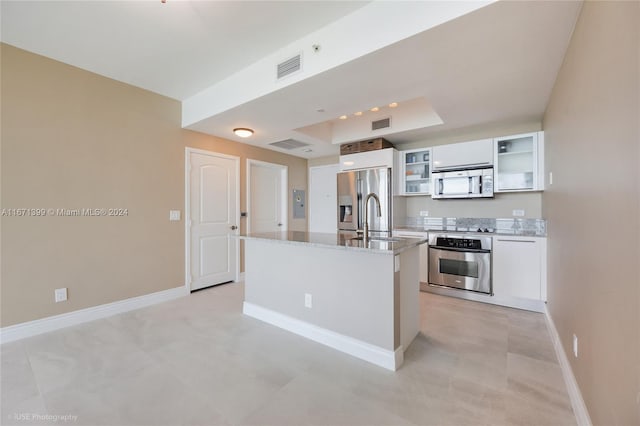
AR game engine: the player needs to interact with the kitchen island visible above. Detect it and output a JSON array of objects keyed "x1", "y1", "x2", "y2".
[{"x1": 240, "y1": 231, "x2": 426, "y2": 370}]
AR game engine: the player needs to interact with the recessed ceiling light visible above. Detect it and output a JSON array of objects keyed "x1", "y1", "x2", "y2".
[
  {"x1": 389, "y1": 102, "x2": 398, "y2": 108},
  {"x1": 354, "y1": 111, "x2": 363, "y2": 116},
  {"x1": 316, "y1": 108, "x2": 325, "y2": 112},
  {"x1": 370, "y1": 107, "x2": 379, "y2": 112},
  {"x1": 233, "y1": 128, "x2": 254, "y2": 138},
  {"x1": 339, "y1": 115, "x2": 348, "y2": 120}
]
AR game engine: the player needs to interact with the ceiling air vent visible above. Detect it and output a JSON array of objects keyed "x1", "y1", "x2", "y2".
[
  {"x1": 277, "y1": 54, "x2": 301, "y2": 79},
  {"x1": 372, "y1": 117, "x2": 391, "y2": 131},
  {"x1": 269, "y1": 139, "x2": 310, "y2": 150}
]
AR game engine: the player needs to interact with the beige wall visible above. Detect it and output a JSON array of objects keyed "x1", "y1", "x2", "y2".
[
  {"x1": 542, "y1": 2, "x2": 639, "y2": 425},
  {"x1": 0, "y1": 44, "x2": 307, "y2": 327},
  {"x1": 308, "y1": 155, "x2": 339, "y2": 168},
  {"x1": 404, "y1": 192, "x2": 541, "y2": 219}
]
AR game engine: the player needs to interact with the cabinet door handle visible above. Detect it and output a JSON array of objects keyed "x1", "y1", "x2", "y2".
[
  {"x1": 230, "y1": 225, "x2": 238, "y2": 230},
  {"x1": 496, "y1": 239, "x2": 535, "y2": 243}
]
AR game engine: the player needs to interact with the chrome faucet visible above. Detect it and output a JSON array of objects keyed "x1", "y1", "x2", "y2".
[{"x1": 363, "y1": 192, "x2": 382, "y2": 244}]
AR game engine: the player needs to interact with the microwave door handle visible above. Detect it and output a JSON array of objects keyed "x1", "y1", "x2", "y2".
[{"x1": 471, "y1": 176, "x2": 480, "y2": 194}]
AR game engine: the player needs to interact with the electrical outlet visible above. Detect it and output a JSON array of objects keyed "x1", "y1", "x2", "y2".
[
  {"x1": 419, "y1": 210, "x2": 429, "y2": 217},
  {"x1": 55, "y1": 288, "x2": 67, "y2": 303},
  {"x1": 304, "y1": 293, "x2": 312, "y2": 308},
  {"x1": 169, "y1": 210, "x2": 181, "y2": 221},
  {"x1": 512, "y1": 209, "x2": 525, "y2": 217},
  {"x1": 573, "y1": 334, "x2": 578, "y2": 358}
]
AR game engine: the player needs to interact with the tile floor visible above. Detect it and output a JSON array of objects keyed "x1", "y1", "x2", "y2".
[{"x1": 1, "y1": 283, "x2": 576, "y2": 426}]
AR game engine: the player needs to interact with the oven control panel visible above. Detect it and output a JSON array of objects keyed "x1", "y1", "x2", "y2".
[
  {"x1": 429, "y1": 233, "x2": 493, "y2": 251},
  {"x1": 435, "y1": 237, "x2": 483, "y2": 250}
]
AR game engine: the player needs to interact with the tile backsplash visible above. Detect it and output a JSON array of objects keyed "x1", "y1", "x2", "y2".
[{"x1": 403, "y1": 216, "x2": 547, "y2": 236}]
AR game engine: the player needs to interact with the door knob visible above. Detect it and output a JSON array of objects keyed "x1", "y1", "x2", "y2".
[
  {"x1": 230, "y1": 225, "x2": 238, "y2": 230},
  {"x1": 277, "y1": 223, "x2": 283, "y2": 227}
]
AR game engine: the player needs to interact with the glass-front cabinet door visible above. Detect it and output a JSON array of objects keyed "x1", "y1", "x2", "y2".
[
  {"x1": 494, "y1": 132, "x2": 543, "y2": 192},
  {"x1": 401, "y1": 148, "x2": 431, "y2": 195}
]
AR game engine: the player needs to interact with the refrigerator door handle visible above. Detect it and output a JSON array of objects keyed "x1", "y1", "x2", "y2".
[{"x1": 356, "y1": 178, "x2": 363, "y2": 230}]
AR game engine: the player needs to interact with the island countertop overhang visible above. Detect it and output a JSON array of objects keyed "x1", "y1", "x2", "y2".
[{"x1": 238, "y1": 231, "x2": 427, "y2": 255}]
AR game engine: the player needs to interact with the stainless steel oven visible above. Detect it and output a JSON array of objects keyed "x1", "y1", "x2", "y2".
[{"x1": 428, "y1": 233, "x2": 492, "y2": 294}]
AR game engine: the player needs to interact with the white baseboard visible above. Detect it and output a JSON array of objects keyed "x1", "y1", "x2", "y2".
[
  {"x1": 237, "y1": 272, "x2": 246, "y2": 283},
  {"x1": 0, "y1": 286, "x2": 189, "y2": 345},
  {"x1": 243, "y1": 302, "x2": 402, "y2": 371},
  {"x1": 544, "y1": 306, "x2": 592, "y2": 426}
]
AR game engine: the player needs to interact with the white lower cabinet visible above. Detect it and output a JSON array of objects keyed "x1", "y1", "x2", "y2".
[
  {"x1": 492, "y1": 236, "x2": 547, "y2": 302},
  {"x1": 393, "y1": 230, "x2": 428, "y2": 283}
]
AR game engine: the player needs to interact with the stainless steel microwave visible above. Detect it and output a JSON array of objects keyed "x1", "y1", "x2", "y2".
[{"x1": 431, "y1": 167, "x2": 494, "y2": 199}]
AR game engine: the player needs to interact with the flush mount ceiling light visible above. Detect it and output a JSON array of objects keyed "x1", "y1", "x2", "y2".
[
  {"x1": 233, "y1": 128, "x2": 254, "y2": 138},
  {"x1": 389, "y1": 102, "x2": 398, "y2": 108},
  {"x1": 370, "y1": 107, "x2": 380, "y2": 112}
]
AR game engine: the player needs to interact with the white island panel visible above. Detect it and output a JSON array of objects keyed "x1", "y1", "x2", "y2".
[{"x1": 242, "y1": 233, "x2": 421, "y2": 370}]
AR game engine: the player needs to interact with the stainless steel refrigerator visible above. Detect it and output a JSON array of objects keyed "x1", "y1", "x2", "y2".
[{"x1": 337, "y1": 167, "x2": 392, "y2": 235}]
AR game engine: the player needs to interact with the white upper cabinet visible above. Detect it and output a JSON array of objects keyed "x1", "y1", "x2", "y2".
[
  {"x1": 339, "y1": 148, "x2": 397, "y2": 171},
  {"x1": 432, "y1": 139, "x2": 493, "y2": 171},
  {"x1": 494, "y1": 131, "x2": 544, "y2": 192},
  {"x1": 399, "y1": 148, "x2": 432, "y2": 195}
]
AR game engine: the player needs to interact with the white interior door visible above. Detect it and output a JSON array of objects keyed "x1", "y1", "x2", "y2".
[
  {"x1": 187, "y1": 149, "x2": 239, "y2": 291},
  {"x1": 309, "y1": 164, "x2": 339, "y2": 233},
  {"x1": 248, "y1": 160, "x2": 287, "y2": 233}
]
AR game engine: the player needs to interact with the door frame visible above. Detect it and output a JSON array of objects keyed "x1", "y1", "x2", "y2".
[
  {"x1": 185, "y1": 147, "x2": 241, "y2": 290},
  {"x1": 246, "y1": 159, "x2": 288, "y2": 234}
]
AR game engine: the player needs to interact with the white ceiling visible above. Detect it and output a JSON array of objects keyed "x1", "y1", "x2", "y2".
[
  {"x1": 0, "y1": 0, "x2": 369, "y2": 100},
  {"x1": 1, "y1": 1, "x2": 583, "y2": 159}
]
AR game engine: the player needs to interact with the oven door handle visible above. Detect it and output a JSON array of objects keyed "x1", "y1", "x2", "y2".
[{"x1": 429, "y1": 246, "x2": 491, "y2": 254}]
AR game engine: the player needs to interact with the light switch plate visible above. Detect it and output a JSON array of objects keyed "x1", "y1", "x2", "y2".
[
  {"x1": 512, "y1": 209, "x2": 525, "y2": 217},
  {"x1": 169, "y1": 210, "x2": 181, "y2": 221},
  {"x1": 419, "y1": 210, "x2": 429, "y2": 217}
]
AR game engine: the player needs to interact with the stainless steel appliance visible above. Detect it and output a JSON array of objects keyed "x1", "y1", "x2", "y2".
[
  {"x1": 337, "y1": 167, "x2": 391, "y2": 236},
  {"x1": 431, "y1": 167, "x2": 494, "y2": 199},
  {"x1": 428, "y1": 233, "x2": 492, "y2": 294}
]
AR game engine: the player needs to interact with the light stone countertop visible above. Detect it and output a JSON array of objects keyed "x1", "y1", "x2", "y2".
[
  {"x1": 239, "y1": 231, "x2": 427, "y2": 255},
  {"x1": 394, "y1": 226, "x2": 547, "y2": 238}
]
